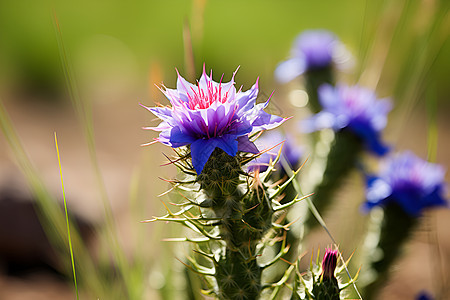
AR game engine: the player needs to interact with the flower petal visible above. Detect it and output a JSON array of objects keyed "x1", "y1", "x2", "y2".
[
  {"x1": 236, "y1": 79, "x2": 259, "y2": 115},
  {"x1": 190, "y1": 135, "x2": 239, "y2": 174},
  {"x1": 318, "y1": 84, "x2": 339, "y2": 109},
  {"x1": 190, "y1": 139, "x2": 219, "y2": 174},
  {"x1": 169, "y1": 126, "x2": 196, "y2": 147},
  {"x1": 176, "y1": 71, "x2": 197, "y2": 103},
  {"x1": 215, "y1": 135, "x2": 239, "y2": 157},
  {"x1": 147, "y1": 106, "x2": 176, "y2": 126},
  {"x1": 144, "y1": 68, "x2": 288, "y2": 169},
  {"x1": 143, "y1": 121, "x2": 171, "y2": 132},
  {"x1": 251, "y1": 110, "x2": 286, "y2": 131},
  {"x1": 237, "y1": 135, "x2": 259, "y2": 154},
  {"x1": 274, "y1": 58, "x2": 306, "y2": 83}
]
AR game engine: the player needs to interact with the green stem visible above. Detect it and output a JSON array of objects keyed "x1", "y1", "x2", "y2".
[
  {"x1": 198, "y1": 149, "x2": 272, "y2": 299},
  {"x1": 363, "y1": 203, "x2": 417, "y2": 300},
  {"x1": 216, "y1": 249, "x2": 262, "y2": 300},
  {"x1": 304, "y1": 130, "x2": 363, "y2": 231},
  {"x1": 304, "y1": 67, "x2": 334, "y2": 114}
]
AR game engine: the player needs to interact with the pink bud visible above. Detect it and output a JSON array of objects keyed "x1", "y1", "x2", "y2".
[{"x1": 322, "y1": 248, "x2": 338, "y2": 279}]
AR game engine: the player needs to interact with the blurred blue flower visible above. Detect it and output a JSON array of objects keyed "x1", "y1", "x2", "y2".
[
  {"x1": 416, "y1": 291, "x2": 434, "y2": 300},
  {"x1": 246, "y1": 130, "x2": 302, "y2": 173},
  {"x1": 302, "y1": 84, "x2": 392, "y2": 155},
  {"x1": 364, "y1": 151, "x2": 448, "y2": 216},
  {"x1": 275, "y1": 30, "x2": 350, "y2": 83},
  {"x1": 143, "y1": 66, "x2": 286, "y2": 174}
]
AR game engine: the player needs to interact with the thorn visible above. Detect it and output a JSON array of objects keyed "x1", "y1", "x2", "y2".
[
  {"x1": 160, "y1": 200, "x2": 174, "y2": 215},
  {"x1": 140, "y1": 217, "x2": 158, "y2": 223},
  {"x1": 157, "y1": 186, "x2": 175, "y2": 197},
  {"x1": 160, "y1": 152, "x2": 185, "y2": 166},
  {"x1": 158, "y1": 176, "x2": 177, "y2": 183},
  {"x1": 140, "y1": 139, "x2": 159, "y2": 146},
  {"x1": 279, "y1": 257, "x2": 294, "y2": 265},
  {"x1": 282, "y1": 216, "x2": 301, "y2": 230}
]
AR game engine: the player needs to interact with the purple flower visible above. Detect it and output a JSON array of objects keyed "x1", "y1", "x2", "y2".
[
  {"x1": 246, "y1": 130, "x2": 302, "y2": 173},
  {"x1": 322, "y1": 248, "x2": 338, "y2": 279},
  {"x1": 142, "y1": 66, "x2": 286, "y2": 174},
  {"x1": 302, "y1": 84, "x2": 392, "y2": 155},
  {"x1": 364, "y1": 151, "x2": 448, "y2": 216},
  {"x1": 275, "y1": 30, "x2": 350, "y2": 83}
]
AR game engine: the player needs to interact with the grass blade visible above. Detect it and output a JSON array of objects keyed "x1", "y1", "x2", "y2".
[
  {"x1": 55, "y1": 132, "x2": 79, "y2": 300},
  {"x1": 53, "y1": 11, "x2": 134, "y2": 298}
]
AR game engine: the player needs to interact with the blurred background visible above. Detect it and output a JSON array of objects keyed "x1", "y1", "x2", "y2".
[{"x1": 0, "y1": 0, "x2": 449, "y2": 299}]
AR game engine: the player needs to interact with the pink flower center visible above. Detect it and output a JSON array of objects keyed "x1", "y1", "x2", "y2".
[{"x1": 187, "y1": 76, "x2": 229, "y2": 110}]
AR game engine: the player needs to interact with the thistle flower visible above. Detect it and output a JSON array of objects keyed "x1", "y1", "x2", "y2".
[
  {"x1": 322, "y1": 248, "x2": 338, "y2": 279},
  {"x1": 303, "y1": 84, "x2": 392, "y2": 155},
  {"x1": 275, "y1": 29, "x2": 350, "y2": 83},
  {"x1": 292, "y1": 247, "x2": 358, "y2": 300},
  {"x1": 361, "y1": 152, "x2": 447, "y2": 298},
  {"x1": 142, "y1": 66, "x2": 286, "y2": 174},
  {"x1": 145, "y1": 67, "x2": 299, "y2": 300},
  {"x1": 247, "y1": 130, "x2": 302, "y2": 173},
  {"x1": 310, "y1": 248, "x2": 340, "y2": 299},
  {"x1": 364, "y1": 151, "x2": 448, "y2": 216}
]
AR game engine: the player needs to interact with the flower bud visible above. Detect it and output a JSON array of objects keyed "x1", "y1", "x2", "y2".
[{"x1": 322, "y1": 248, "x2": 338, "y2": 279}]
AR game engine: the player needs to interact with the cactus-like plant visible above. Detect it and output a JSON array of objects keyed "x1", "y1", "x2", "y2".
[
  {"x1": 288, "y1": 248, "x2": 358, "y2": 300},
  {"x1": 142, "y1": 66, "x2": 307, "y2": 299},
  {"x1": 302, "y1": 84, "x2": 392, "y2": 231},
  {"x1": 361, "y1": 151, "x2": 448, "y2": 299}
]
